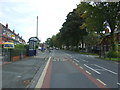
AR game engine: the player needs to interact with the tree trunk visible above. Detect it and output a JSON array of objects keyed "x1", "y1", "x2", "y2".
[
  {"x1": 108, "y1": 20, "x2": 118, "y2": 52},
  {"x1": 109, "y1": 22, "x2": 118, "y2": 52}
]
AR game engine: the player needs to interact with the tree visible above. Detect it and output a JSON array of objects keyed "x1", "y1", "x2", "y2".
[
  {"x1": 84, "y1": 32, "x2": 101, "y2": 52},
  {"x1": 76, "y1": 2, "x2": 120, "y2": 52},
  {"x1": 60, "y1": 9, "x2": 87, "y2": 50}
]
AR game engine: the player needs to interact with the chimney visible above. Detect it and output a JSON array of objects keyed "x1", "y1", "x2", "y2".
[{"x1": 6, "y1": 23, "x2": 8, "y2": 28}]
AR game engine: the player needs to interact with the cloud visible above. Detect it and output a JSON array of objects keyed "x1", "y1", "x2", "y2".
[{"x1": 0, "y1": 0, "x2": 80, "y2": 42}]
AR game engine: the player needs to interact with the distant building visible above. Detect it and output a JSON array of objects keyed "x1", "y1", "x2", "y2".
[{"x1": 0, "y1": 23, "x2": 26, "y2": 45}]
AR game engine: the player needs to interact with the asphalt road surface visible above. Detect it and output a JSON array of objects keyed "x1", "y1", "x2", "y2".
[
  {"x1": 2, "y1": 50, "x2": 120, "y2": 89},
  {"x1": 42, "y1": 50, "x2": 119, "y2": 89}
]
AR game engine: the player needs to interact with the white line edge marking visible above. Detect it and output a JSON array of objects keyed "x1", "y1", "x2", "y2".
[
  {"x1": 79, "y1": 66, "x2": 83, "y2": 69},
  {"x1": 97, "y1": 79, "x2": 106, "y2": 86},
  {"x1": 84, "y1": 64, "x2": 101, "y2": 75},
  {"x1": 94, "y1": 64, "x2": 118, "y2": 75},
  {"x1": 75, "y1": 63, "x2": 78, "y2": 66},
  {"x1": 86, "y1": 71, "x2": 91, "y2": 75},
  {"x1": 117, "y1": 83, "x2": 120, "y2": 85},
  {"x1": 74, "y1": 59, "x2": 79, "y2": 63},
  {"x1": 76, "y1": 60, "x2": 79, "y2": 63},
  {"x1": 35, "y1": 57, "x2": 51, "y2": 88}
]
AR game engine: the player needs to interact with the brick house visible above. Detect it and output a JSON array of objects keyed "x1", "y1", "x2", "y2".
[
  {"x1": 0, "y1": 23, "x2": 26, "y2": 45},
  {"x1": 100, "y1": 29, "x2": 120, "y2": 52}
]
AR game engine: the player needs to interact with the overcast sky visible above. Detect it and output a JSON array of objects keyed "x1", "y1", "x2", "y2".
[{"x1": 0, "y1": 0, "x2": 81, "y2": 43}]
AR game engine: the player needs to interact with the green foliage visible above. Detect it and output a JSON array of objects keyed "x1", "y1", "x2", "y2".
[
  {"x1": 107, "y1": 51, "x2": 120, "y2": 58},
  {"x1": 60, "y1": 9, "x2": 87, "y2": 48},
  {"x1": 15, "y1": 44, "x2": 26, "y2": 49},
  {"x1": 2, "y1": 48, "x2": 27, "y2": 57},
  {"x1": 45, "y1": 2, "x2": 120, "y2": 53},
  {"x1": 84, "y1": 32, "x2": 101, "y2": 46},
  {"x1": 45, "y1": 33, "x2": 62, "y2": 48},
  {"x1": 10, "y1": 48, "x2": 27, "y2": 57},
  {"x1": 114, "y1": 42, "x2": 119, "y2": 52},
  {"x1": 76, "y1": 2, "x2": 120, "y2": 52}
]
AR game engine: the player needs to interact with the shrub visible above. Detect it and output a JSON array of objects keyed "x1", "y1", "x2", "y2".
[
  {"x1": 107, "y1": 51, "x2": 120, "y2": 58},
  {"x1": 15, "y1": 44, "x2": 25, "y2": 49},
  {"x1": 10, "y1": 48, "x2": 27, "y2": 57}
]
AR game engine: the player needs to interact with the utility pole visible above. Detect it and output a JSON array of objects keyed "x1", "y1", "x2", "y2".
[{"x1": 36, "y1": 16, "x2": 38, "y2": 38}]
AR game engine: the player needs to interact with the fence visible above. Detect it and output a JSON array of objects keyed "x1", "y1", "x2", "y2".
[{"x1": 2, "y1": 48, "x2": 28, "y2": 62}]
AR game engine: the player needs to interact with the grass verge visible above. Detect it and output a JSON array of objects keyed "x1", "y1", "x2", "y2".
[
  {"x1": 79, "y1": 52, "x2": 98, "y2": 56},
  {"x1": 102, "y1": 57, "x2": 120, "y2": 62}
]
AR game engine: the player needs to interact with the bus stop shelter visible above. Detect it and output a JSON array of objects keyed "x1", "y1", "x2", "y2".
[{"x1": 28, "y1": 37, "x2": 40, "y2": 56}]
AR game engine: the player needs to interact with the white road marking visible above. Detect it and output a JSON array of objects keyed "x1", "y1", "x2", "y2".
[
  {"x1": 17, "y1": 75, "x2": 22, "y2": 78},
  {"x1": 79, "y1": 66, "x2": 83, "y2": 69},
  {"x1": 117, "y1": 83, "x2": 120, "y2": 85},
  {"x1": 86, "y1": 71, "x2": 91, "y2": 75},
  {"x1": 81, "y1": 59, "x2": 88, "y2": 62},
  {"x1": 84, "y1": 64, "x2": 101, "y2": 75},
  {"x1": 97, "y1": 79, "x2": 106, "y2": 86},
  {"x1": 75, "y1": 63, "x2": 78, "y2": 66},
  {"x1": 74, "y1": 59, "x2": 79, "y2": 63},
  {"x1": 67, "y1": 54, "x2": 71, "y2": 56},
  {"x1": 94, "y1": 64, "x2": 118, "y2": 75},
  {"x1": 35, "y1": 57, "x2": 51, "y2": 88},
  {"x1": 94, "y1": 69, "x2": 105, "y2": 71}
]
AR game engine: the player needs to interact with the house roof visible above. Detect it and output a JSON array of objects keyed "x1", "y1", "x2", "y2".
[{"x1": 28, "y1": 37, "x2": 40, "y2": 42}]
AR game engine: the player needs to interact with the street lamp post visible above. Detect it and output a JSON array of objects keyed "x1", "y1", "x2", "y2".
[{"x1": 36, "y1": 16, "x2": 38, "y2": 38}]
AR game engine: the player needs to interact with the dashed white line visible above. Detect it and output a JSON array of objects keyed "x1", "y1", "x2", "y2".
[
  {"x1": 81, "y1": 59, "x2": 88, "y2": 62},
  {"x1": 79, "y1": 66, "x2": 83, "y2": 69},
  {"x1": 75, "y1": 63, "x2": 78, "y2": 66},
  {"x1": 84, "y1": 64, "x2": 101, "y2": 75},
  {"x1": 94, "y1": 64, "x2": 118, "y2": 75},
  {"x1": 97, "y1": 79, "x2": 106, "y2": 86},
  {"x1": 74, "y1": 59, "x2": 79, "y2": 63},
  {"x1": 86, "y1": 71, "x2": 91, "y2": 75}
]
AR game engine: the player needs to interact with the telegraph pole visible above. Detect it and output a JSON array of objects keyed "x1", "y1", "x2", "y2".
[{"x1": 36, "y1": 16, "x2": 38, "y2": 38}]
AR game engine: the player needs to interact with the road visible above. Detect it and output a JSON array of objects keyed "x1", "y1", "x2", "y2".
[
  {"x1": 2, "y1": 50, "x2": 120, "y2": 89},
  {"x1": 40, "y1": 50, "x2": 119, "y2": 89}
]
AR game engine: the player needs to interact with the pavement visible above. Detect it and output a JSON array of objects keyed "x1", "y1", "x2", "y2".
[{"x1": 2, "y1": 50, "x2": 50, "y2": 88}]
